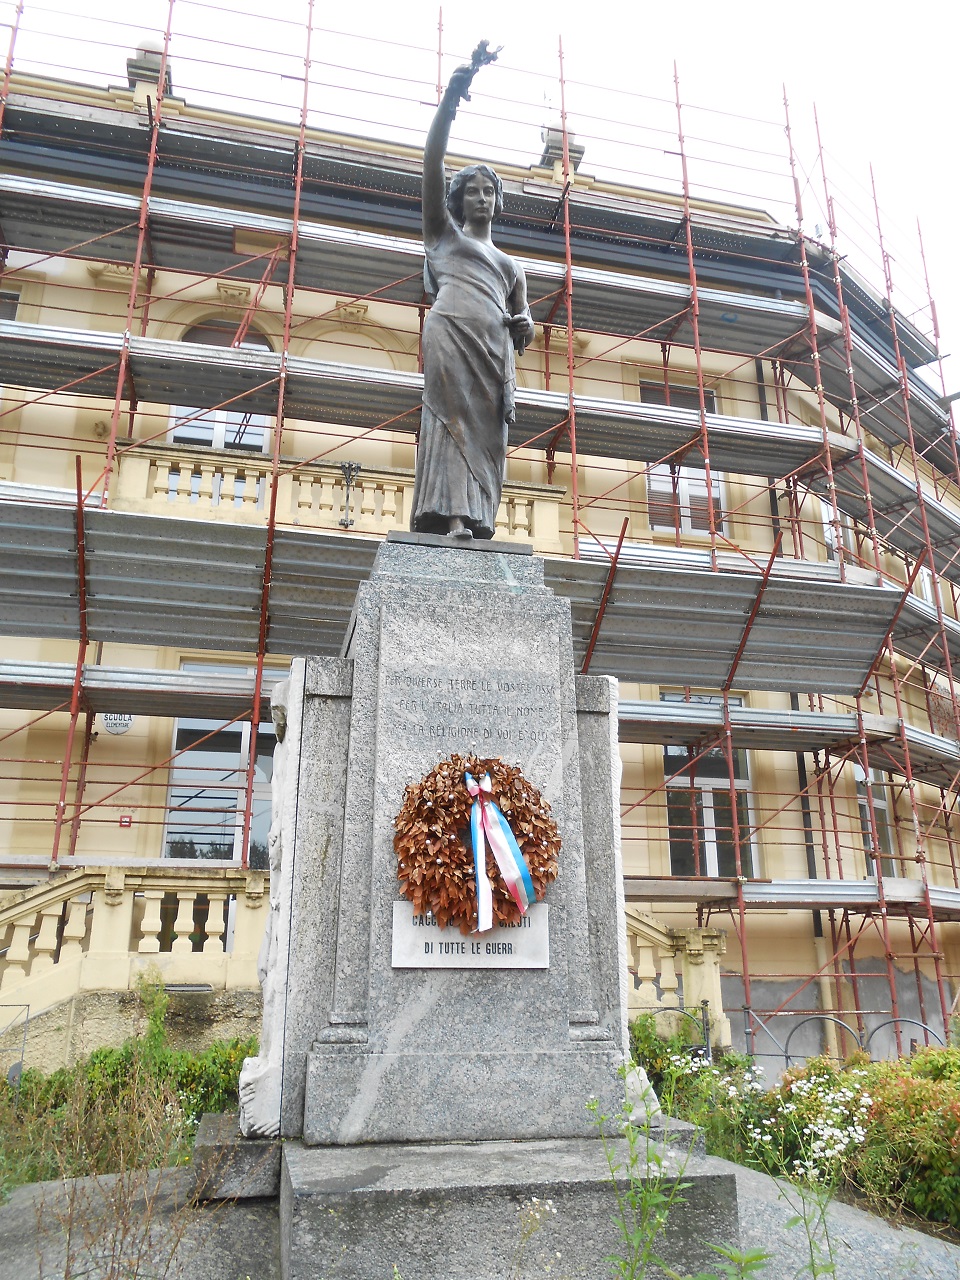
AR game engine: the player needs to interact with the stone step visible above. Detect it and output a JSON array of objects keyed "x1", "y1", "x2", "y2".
[{"x1": 279, "y1": 1136, "x2": 738, "y2": 1280}]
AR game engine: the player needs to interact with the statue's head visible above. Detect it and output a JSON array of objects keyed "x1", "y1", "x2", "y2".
[{"x1": 446, "y1": 164, "x2": 504, "y2": 225}]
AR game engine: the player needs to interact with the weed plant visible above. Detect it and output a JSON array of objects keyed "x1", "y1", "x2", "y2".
[
  {"x1": 591, "y1": 1081, "x2": 772, "y2": 1280},
  {"x1": 0, "y1": 976, "x2": 255, "y2": 1202}
]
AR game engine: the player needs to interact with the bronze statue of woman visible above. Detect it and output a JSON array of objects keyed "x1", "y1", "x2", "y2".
[{"x1": 410, "y1": 44, "x2": 535, "y2": 541}]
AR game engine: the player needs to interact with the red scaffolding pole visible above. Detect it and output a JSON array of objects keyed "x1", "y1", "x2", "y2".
[
  {"x1": 100, "y1": 0, "x2": 177, "y2": 506},
  {"x1": 49, "y1": 456, "x2": 90, "y2": 868}
]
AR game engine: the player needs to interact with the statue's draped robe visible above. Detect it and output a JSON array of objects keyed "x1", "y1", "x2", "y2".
[{"x1": 412, "y1": 220, "x2": 517, "y2": 539}]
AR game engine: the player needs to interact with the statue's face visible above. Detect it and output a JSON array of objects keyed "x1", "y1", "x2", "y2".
[
  {"x1": 461, "y1": 173, "x2": 496, "y2": 226},
  {"x1": 272, "y1": 705, "x2": 287, "y2": 742}
]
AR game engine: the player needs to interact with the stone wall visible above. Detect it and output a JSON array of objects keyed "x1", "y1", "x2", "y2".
[{"x1": 0, "y1": 988, "x2": 262, "y2": 1075}]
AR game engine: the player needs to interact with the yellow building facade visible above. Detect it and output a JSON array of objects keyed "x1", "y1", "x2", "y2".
[{"x1": 1, "y1": 34, "x2": 958, "y2": 1072}]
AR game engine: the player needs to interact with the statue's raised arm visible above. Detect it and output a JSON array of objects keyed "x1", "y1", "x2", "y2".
[
  {"x1": 422, "y1": 42, "x2": 501, "y2": 244},
  {"x1": 412, "y1": 42, "x2": 535, "y2": 543}
]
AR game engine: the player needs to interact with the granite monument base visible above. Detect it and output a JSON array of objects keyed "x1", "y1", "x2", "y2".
[
  {"x1": 280, "y1": 1138, "x2": 740, "y2": 1280},
  {"x1": 193, "y1": 1113, "x2": 281, "y2": 1200},
  {"x1": 240, "y1": 539, "x2": 634, "y2": 1144}
]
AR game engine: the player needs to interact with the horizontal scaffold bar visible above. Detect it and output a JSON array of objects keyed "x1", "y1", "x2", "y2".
[
  {"x1": 622, "y1": 874, "x2": 960, "y2": 920},
  {"x1": 0, "y1": 501, "x2": 905, "y2": 695}
]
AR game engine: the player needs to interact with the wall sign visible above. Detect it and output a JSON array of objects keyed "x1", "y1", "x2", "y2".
[{"x1": 101, "y1": 713, "x2": 134, "y2": 736}]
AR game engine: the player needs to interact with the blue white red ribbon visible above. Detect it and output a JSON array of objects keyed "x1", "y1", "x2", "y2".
[{"x1": 465, "y1": 771, "x2": 535, "y2": 933}]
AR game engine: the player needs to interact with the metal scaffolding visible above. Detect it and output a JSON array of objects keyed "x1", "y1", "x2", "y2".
[{"x1": 0, "y1": 1, "x2": 958, "y2": 1056}]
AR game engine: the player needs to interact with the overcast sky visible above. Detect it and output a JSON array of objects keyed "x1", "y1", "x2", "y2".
[{"x1": 4, "y1": 0, "x2": 958, "y2": 395}]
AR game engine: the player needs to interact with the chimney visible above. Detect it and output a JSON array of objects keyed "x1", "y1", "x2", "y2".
[
  {"x1": 126, "y1": 38, "x2": 172, "y2": 98},
  {"x1": 539, "y1": 126, "x2": 585, "y2": 181}
]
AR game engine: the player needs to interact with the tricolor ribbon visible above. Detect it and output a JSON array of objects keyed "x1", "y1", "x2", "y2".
[{"x1": 465, "y1": 771, "x2": 535, "y2": 933}]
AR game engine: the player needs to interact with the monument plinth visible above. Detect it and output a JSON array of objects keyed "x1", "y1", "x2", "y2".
[
  {"x1": 241, "y1": 538, "x2": 629, "y2": 1145},
  {"x1": 232, "y1": 538, "x2": 740, "y2": 1276}
]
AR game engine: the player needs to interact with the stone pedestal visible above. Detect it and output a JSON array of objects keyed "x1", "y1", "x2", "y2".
[
  {"x1": 233, "y1": 538, "x2": 725, "y2": 1275},
  {"x1": 194, "y1": 1113, "x2": 281, "y2": 1200},
  {"x1": 241, "y1": 538, "x2": 630, "y2": 1144}
]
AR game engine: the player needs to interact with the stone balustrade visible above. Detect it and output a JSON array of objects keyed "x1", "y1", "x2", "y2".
[
  {"x1": 0, "y1": 861, "x2": 733, "y2": 1050},
  {"x1": 113, "y1": 444, "x2": 565, "y2": 552},
  {"x1": 0, "y1": 864, "x2": 266, "y2": 1015},
  {"x1": 625, "y1": 906, "x2": 731, "y2": 1047}
]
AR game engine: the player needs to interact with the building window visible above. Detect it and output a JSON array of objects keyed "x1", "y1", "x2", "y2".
[
  {"x1": 170, "y1": 320, "x2": 272, "y2": 454},
  {"x1": 913, "y1": 563, "x2": 939, "y2": 609},
  {"x1": 820, "y1": 498, "x2": 857, "y2": 563},
  {"x1": 638, "y1": 381, "x2": 716, "y2": 414},
  {"x1": 662, "y1": 693, "x2": 754, "y2": 877},
  {"x1": 639, "y1": 382, "x2": 723, "y2": 536},
  {"x1": 170, "y1": 406, "x2": 270, "y2": 453},
  {"x1": 648, "y1": 465, "x2": 724, "y2": 536},
  {"x1": 0, "y1": 289, "x2": 20, "y2": 321},
  {"x1": 854, "y1": 764, "x2": 896, "y2": 878},
  {"x1": 164, "y1": 665, "x2": 274, "y2": 868}
]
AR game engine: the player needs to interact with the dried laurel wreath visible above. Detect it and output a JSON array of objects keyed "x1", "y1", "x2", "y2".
[{"x1": 394, "y1": 753, "x2": 561, "y2": 935}]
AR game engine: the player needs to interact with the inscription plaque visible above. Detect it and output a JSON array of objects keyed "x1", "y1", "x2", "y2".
[{"x1": 391, "y1": 902, "x2": 549, "y2": 969}]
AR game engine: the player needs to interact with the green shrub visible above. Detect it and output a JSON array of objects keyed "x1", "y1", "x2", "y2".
[
  {"x1": 852, "y1": 1052, "x2": 960, "y2": 1228},
  {"x1": 629, "y1": 1014, "x2": 688, "y2": 1094},
  {"x1": 628, "y1": 1016, "x2": 960, "y2": 1232},
  {"x1": 0, "y1": 977, "x2": 256, "y2": 1201}
]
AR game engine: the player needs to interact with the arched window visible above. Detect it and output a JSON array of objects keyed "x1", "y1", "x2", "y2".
[{"x1": 170, "y1": 320, "x2": 273, "y2": 453}]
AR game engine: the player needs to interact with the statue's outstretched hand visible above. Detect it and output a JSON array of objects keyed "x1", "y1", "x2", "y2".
[{"x1": 445, "y1": 40, "x2": 501, "y2": 107}]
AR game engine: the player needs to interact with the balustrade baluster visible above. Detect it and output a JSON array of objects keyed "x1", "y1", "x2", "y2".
[
  {"x1": 241, "y1": 470, "x2": 259, "y2": 509},
  {"x1": 198, "y1": 463, "x2": 217, "y2": 507},
  {"x1": 31, "y1": 903, "x2": 63, "y2": 975},
  {"x1": 381, "y1": 483, "x2": 399, "y2": 528},
  {"x1": 59, "y1": 897, "x2": 89, "y2": 964},
  {"x1": 171, "y1": 891, "x2": 197, "y2": 953},
  {"x1": 0, "y1": 916, "x2": 35, "y2": 991},
  {"x1": 138, "y1": 890, "x2": 164, "y2": 954},
  {"x1": 203, "y1": 893, "x2": 227, "y2": 953},
  {"x1": 358, "y1": 480, "x2": 377, "y2": 529},
  {"x1": 153, "y1": 459, "x2": 171, "y2": 502},
  {"x1": 168, "y1": 466, "x2": 185, "y2": 504},
  {"x1": 318, "y1": 476, "x2": 336, "y2": 523},
  {"x1": 215, "y1": 465, "x2": 234, "y2": 510},
  {"x1": 295, "y1": 472, "x2": 313, "y2": 518},
  {"x1": 513, "y1": 498, "x2": 531, "y2": 539},
  {"x1": 658, "y1": 948, "x2": 680, "y2": 1009},
  {"x1": 627, "y1": 933, "x2": 661, "y2": 1012}
]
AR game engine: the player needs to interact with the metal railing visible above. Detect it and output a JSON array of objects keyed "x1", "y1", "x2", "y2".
[{"x1": 741, "y1": 1005, "x2": 945, "y2": 1072}]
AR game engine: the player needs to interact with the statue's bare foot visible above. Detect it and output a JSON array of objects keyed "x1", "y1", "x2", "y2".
[
  {"x1": 239, "y1": 1056, "x2": 282, "y2": 1138},
  {"x1": 448, "y1": 518, "x2": 473, "y2": 540}
]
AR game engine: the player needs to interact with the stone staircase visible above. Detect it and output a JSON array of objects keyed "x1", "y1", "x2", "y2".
[{"x1": 0, "y1": 863, "x2": 268, "y2": 1064}]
